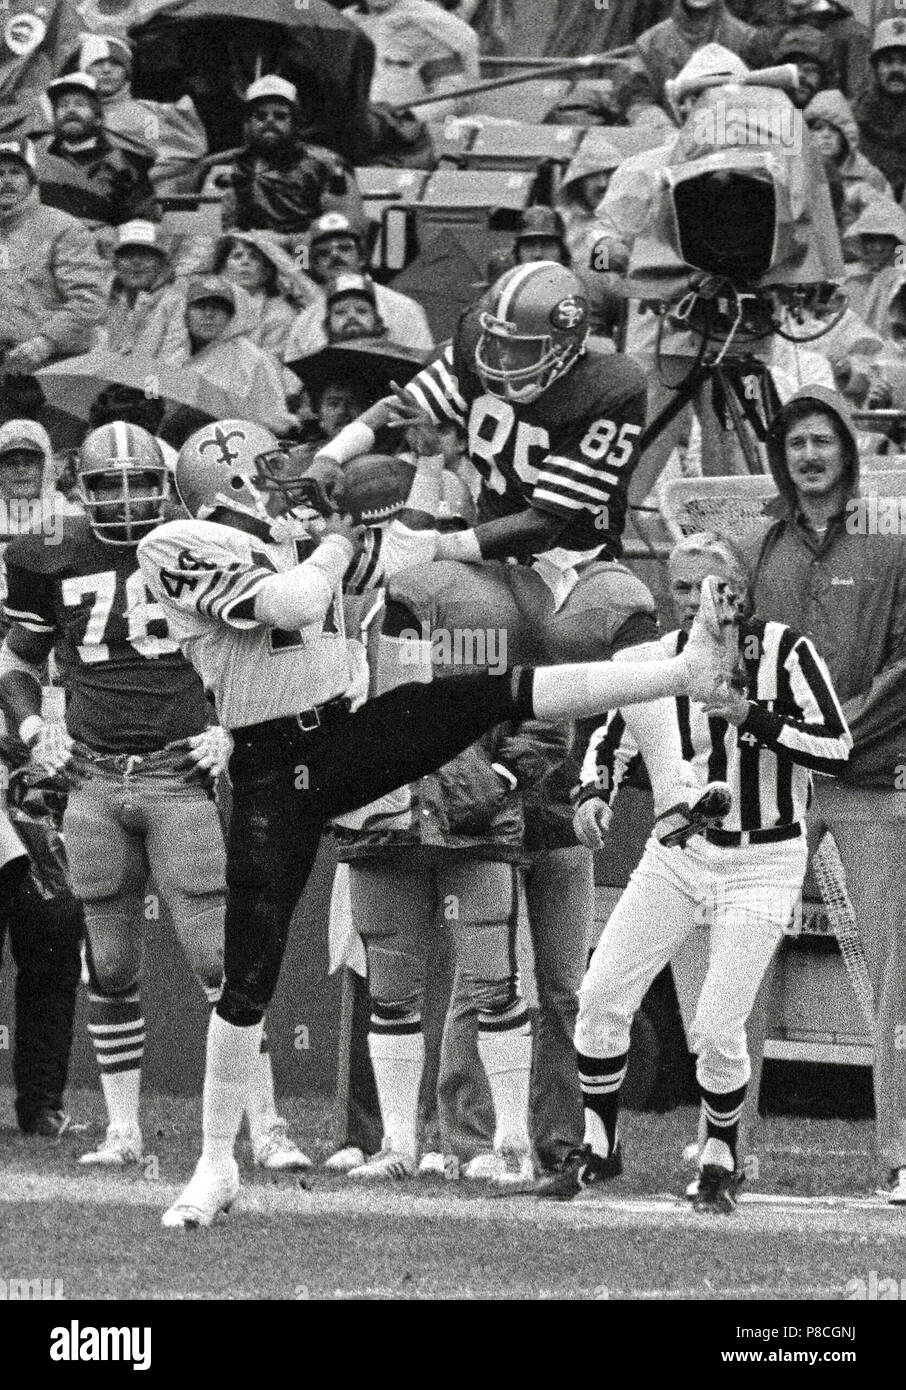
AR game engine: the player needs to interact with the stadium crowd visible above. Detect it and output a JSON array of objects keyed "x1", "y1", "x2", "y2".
[{"x1": 0, "y1": 0, "x2": 904, "y2": 1224}]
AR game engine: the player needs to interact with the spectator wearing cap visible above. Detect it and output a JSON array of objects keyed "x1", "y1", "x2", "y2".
[
  {"x1": 94, "y1": 220, "x2": 185, "y2": 363},
  {"x1": 75, "y1": 34, "x2": 208, "y2": 197},
  {"x1": 35, "y1": 72, "x2": 157, "y2": 229},
  {"x1": 211, "y1": 229, "x2": 318, "y2": 360},
  {"x1": 179, "y1": 274, "x2": 293, "y2": 434},
  {"x1": 629, "y1": 0, "x2": 754, "y2": 121},
  {"x1": 762, "y1": 25, "x2": 838, "y2": 106},
  {"x1": 0, "y1": 137, "x2": 105, "y2": 371},
  {"x1": 855, "y1": 19, "x2": 906, "y2": 202},
  {"x1": 557, "y1": 140, "x2": 630, "y2": 339},
  {"x1": 346, "y1": 0, "x2": 481, "y2": 120},
  {"x1": 204, "y1": 75, "x2": 364, "y2": 238},
  {"x1": 745, "y1": 0, "x2": 870, "y2": 100},
  {"x1": 283, "y1": 211, "x2": 433, "y2": 361},
  {"x1": 322, "y1": 272, "x2": 388, "y2": 344}
]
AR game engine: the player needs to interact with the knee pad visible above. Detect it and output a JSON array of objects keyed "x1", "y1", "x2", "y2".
[
  {"x1": 82, "y1": 897, "x2": 143, "y2": 996},
  {"x1": 575, "y1": 984, "x2": 629, "y2": 1057}
]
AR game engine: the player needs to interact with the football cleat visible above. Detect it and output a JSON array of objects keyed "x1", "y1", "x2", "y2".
[
  {"x1": 463, "y1": 1142, "x2": 534, "y2": 1188},
  {"x1": 78, "y1": 1123, "x2": 143, "y2": 1167},
  {"x1": 417, "y1": 1151, "x2": 447, "y2": 1178},
  {"x1": 322, "y1": 1145, "x2": 367, "y2": 1173},
  {"x1": 348, "y1": 1145, "x2": 416, "y2": 1182},
  {"x1": 693, "y1": 1138, "x2": 738, "y2": 1215},
  {"x1": 162, "y1": 1158, "x2": 240, "y2": 1229},
  {"x1": 19, "y1": 1107, "x2": 75, "y2": 1138},
  {"x1": 680, "y1": 575, "x2": 743, "y2": 703},
  {"x1": 251, "y1": 1118, "x2": 311, "y2": 1171},
  {"x1": 882, "y1": 1167, "x2": 906, "y2": 1206},
  {"x1": 534, "y1": 1141, "x2": 623, "y2": 1201},
  {"x1": 655, "y1": 781, "x2": 733, "y2": 849}
]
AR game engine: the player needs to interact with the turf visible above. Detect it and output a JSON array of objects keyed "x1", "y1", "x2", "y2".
[{"x1": 0, "y1": 1086, "x2": 900, "y2": 1301}]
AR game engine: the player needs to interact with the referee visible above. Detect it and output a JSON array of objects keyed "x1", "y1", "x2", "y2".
[{"x1": 536, "y1": 532, "x2": 852, "y2": 1212}]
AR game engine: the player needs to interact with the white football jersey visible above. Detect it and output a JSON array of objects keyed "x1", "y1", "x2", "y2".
[{"x1": 138, "y1": 517, "x2": 353, "y2": 728}]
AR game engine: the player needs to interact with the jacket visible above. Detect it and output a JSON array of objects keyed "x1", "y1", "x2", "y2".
[
  {"x1": 182, "y1": 309, "x2": 294, "y2": 435},
  {"x1": 213, "y1": 230, "x2": 320, "y2": 360},
  {"x1": 632, "y1": 0, "x2": 754, "y2": 109},
  {"x1": 96, "y1": 269, "x2": 186, "y2": 363},
  {"x1": 842, "y1": 199, "x2": 906, "y2": 339},
  {"x1": 737, "y1": 383, "x2": 906, "y2": 787},
  {"x1": 855, "y1": 75, "x2": 906, "y2": 201},
  {"x1": 100, "y1": 92, "x2": 207, "y2": 196},
  {"x1": 216, "y1": 141, "x2": 365, "y2": 237},
  {"x1": 0, "y1": 189, "x2": 106, "y2": 355},
  {"x1": 35, "y1": 131, "x2": 157, "y2": 227}
]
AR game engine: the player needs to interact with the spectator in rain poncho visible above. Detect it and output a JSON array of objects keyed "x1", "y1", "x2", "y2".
[
  {"x1": 842, "y1": 197, "x2": 906, "y2": 340},
  {"x1": 211, "y1": 229, "x2": 319, "y2": 361},
  {"x1": 744, "y1": 0, "x2": 871, "y2": 100},
  {"x1": 805, "y1": 88, "x2": 894, "y2": 241},
  {"x1": 346, "y1": 0, "x2": 481, "y2": 120},
  {"x1": 629, "y1": 0, "x2": 754, "y2": 123},
  {"x1": 855, "y1": 18, "x2": 906, "y2": 202},
  {"x1": 75, "y1": 34, "x2": 207, "y2": 196},
  {"x1": 94, "y1": 219, "x2": 185, "y2": 362}
]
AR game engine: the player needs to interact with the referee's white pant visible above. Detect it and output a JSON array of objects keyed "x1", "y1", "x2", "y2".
[{"x1": 576, "y1": 833, "x2": 808, "y2": 1095}]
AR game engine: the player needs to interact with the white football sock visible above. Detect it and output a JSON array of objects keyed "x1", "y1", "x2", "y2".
[
  {"x1": 478, "y1": 1019, "x2": 532, "y2": 1151},
  {"x1": 200, "y1": 1013, "x2": 263, "y2": 1173},
  {"x1": 529, "y1": 656, "x2": 686, "y2": 721},
  {"x1": 87, "y1": 991, "x2": 144, "y2": 1132},
  {"x1": 367, "y1": 1026, "x2": 424, "y2": 1158},
  {"x1": 613, "y1": 643, "x2": 688, "y2": 815},
  {"x1": 246, "y1": 1031, "x2": 279, "y2": 1140}
]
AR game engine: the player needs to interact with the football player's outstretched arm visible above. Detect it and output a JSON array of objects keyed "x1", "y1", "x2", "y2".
[{"x1": 0, "y1": 628, "x2": 52, "y2": 734}]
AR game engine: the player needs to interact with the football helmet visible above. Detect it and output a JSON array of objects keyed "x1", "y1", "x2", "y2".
[
  {"x1": 175, "y1": 419, "x2": 325, "y2": 526},
  {"x1": 77, "y1": 421, "x2": 169, "y2": 546},
  {"x1": 475, "y1": 261, "x2": 590, "y2": 404}
]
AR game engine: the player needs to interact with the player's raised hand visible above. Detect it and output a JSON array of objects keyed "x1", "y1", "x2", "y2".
[
  {"x1": 27, "y1": 721, "x2": 93, "y2": 788},
  {"x1": 166, "y1": 726, "x2": 233, "y2": 786},
  {"x1": 384, "y1": 381, "x2": 441, "y2": 457},
  {"x1": 573, "y1": 795, "x2": 613, "y2": 850}
]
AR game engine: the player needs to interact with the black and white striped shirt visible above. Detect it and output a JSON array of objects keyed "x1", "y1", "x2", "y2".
[{"x1": 578, "y1": 620, "x2": 852, "y2": 833}]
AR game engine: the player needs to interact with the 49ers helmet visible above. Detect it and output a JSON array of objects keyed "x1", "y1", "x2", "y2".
[
  {"x1": 175, "y1": 419, "x2": 315, "y2": 523},
  {"x1": 77, "y1": 421, "x2": 168, "y2": 546},
  {"x1": 475, "y1": 260, "x2": 590, "y2": 404}
]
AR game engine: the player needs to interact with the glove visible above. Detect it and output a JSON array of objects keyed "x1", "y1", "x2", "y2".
[
  {"x1": 572, "y1": 795, "x2": 613, "y2": 850},
  {"x1": 27, "y1": 720, "x2": 93, "y2": 787},
  {"x1": 165, "y1": 726, "x2": 233, "y2": 785},
  {"x1": 346, "y1": 639, "x2": 370, "y2": 713}
]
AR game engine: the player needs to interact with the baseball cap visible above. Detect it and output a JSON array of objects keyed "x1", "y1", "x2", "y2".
[
  {"x1": 47, "y1": 72, "x2": 101, "y2": 103},
  {"x1": 245, "y1": 75, "x2": 297, "y2": 106},
  {"x1": 115, "y1": 220, "x2": 166, "y2": 254},
  {"x1": 79, "y1": 35, "x2": 133, "y2": 72},
  {"x1": 0, "y1": 419, "x2": 50, "y2": 460},
  {"x1": 0, "y1": 138, "x2": 36, "y2": 176},
  {"x1": 307, "y1": 211, "x2": 363, "y2": 249},
  {"x1": 515, "y1": 206, "x2": 567, "y2": 243},
  {"x1": 185, "y1": 275, "x2": 236, "y2": 310},
  {"x1": 872, "y1": 17, "x2": 906, "y2": 58},
  {"x1": 325, "y1": 272, "x2": 377, "y2": 305}
]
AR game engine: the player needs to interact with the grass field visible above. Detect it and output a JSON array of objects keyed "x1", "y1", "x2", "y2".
[{"x1": 1, "y1": 1085, "x2": 902, "y2": 1301}]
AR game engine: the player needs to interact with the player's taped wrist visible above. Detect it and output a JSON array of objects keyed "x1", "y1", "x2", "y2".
[
  {"x1": 314, "y1": 420, "x2": 376, "y2": 467},
  {"x1": 434, "y1": 528, "x2": 482, "y2": 563}
]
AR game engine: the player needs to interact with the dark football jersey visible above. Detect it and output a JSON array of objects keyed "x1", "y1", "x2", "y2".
[
  {"x1": 404, "y1": 307, "x2": 648, "y2": 554},
  {"x1": 3, "y1": 516, "x2": 211, "y2": 754}
]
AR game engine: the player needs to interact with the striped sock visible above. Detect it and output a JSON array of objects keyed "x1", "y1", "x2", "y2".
[
  {"x1": 699, "y1": 1083, "x2": 747, "y2": 1165},
  {"x1": 367, "y1": 1003, "x2": 424, "y2": 1159},
  {"x1": 86, "y1": 992, "x2": 145, "y2": 1131},
  {"x1": 478, "y1": 998, "x2": 532, "y2": 1151},
  {"x1": 576, "y1": 1050, "x2": 628, "y2": 1159}
]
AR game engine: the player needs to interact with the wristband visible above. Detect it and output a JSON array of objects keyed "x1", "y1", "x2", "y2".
[
  {"x1": 19, "y1": 715, "x2": 43, "y2": 746},
  {"x1": 315, "y1": 420, "x2": 376, "y2": 467},
  {"x1": 434, "y1": 528, "x2": 482, "y2": 563}
]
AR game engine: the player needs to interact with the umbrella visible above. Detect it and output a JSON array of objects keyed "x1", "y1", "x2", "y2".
[
  {"x1": 286, "y1": 340, "x2": 428, "y2": 401},
  {"x1": 129, "y1": 0, "x2": 375, "y2": 164},
  {"x1": 36, "y1": 351, "x2": 236, "y2": 424}
]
